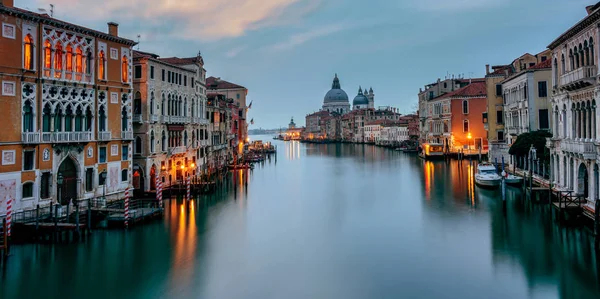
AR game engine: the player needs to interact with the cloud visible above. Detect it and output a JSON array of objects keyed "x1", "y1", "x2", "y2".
[
  {"x1": 225, "y1": 45, "x2": 247, "y2": 58},
  {"x1": 407, "y1": 0, "x2": 509, "y2": 11},
  {"x1": 268, "y1": 24, "x2": 345, "y2": 51},
  {"x1": 27, "y1": 0, "x2": 319, "y2": 41}
]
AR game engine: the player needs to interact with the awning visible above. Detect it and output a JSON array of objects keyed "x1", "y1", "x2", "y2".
[{"x1": 168, "y1": 125, "x2": 185, "y2": 131}]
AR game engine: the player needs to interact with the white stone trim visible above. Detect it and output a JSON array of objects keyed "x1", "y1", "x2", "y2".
[{"x1": 2, "y1": 23, "x2": 15, "y2": 39}]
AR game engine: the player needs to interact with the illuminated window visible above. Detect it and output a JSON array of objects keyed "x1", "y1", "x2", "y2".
[
  {"x1": 122, "y1": 56, "x2": 128, "y2": 82},
  {"x1": 98, "y1": 50, "x2": 106, "y2": 80},
  {"x1": 54, "y1": 42, "x2": 63, "y2": 78},
  {"x1": 75, "y1": 46, "x2": 83, "y2": 73},
  {"x1": 44, "y1": 40, "x2": 52, "y2": 69},
  {"x1": 24, "y1": 34, "x2": 34, "y2": 70},
  {"x1": 66, "y1": 44, "x2": 73, "y2": 72}
]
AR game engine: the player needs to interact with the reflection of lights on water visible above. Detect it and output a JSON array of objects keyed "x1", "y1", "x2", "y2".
[
  {"x1": 424, "y1": 161, "x2": 433, "y2": 200},
  {"x1": 286, "y1": 141, "x2": 301, "y2": 160},
  {"x1": 466, "y1": 164, "x2": 475, "y2": 206},
  {"x1": 169, "y1": 199, "x2": 198, "y2": 290}
]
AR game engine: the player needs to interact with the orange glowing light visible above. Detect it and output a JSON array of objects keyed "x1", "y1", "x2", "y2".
[
  {"x1": 467, "y1": 133, "x2": 472, "y2": 140},
  {"x1": 191, "y1": 163, "x2": 195, "y2": 168},
  {"x1": 180, "y1": 165, "x2": 185, "y2": 170}
]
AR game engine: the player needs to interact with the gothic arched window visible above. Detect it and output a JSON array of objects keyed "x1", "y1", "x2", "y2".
[
  {"x1": 98, "y1": 50, "x2": 106, "y2": 80},
  {"x1": 23, "y1": 101, "x2": 33, "y2": 132},
  {"x1": 121, "y1": 107, "x2": 128, "y2": 131},
  {"x1": 75, "y1": 46, "x2": 83, "y2": 74},
  {"x1": 24, "y1": 34, "x2": 34, "y2": 70},
  {"x1": 54, "y1": 42, "x2": 63, "y2": 78},
  {"x1": 122, "y1": 56, "x2": 128, "y2": 82}
]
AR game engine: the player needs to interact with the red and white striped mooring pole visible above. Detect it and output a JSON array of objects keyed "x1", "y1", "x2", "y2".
[
  {"x1": 186, "y1": 176, "x2": 191, "y2": 201},
  {"x1": 124, "y1": 187, "x2": 130, "y2": 229},
  {"x1": 6, "y1": 196, "x2": 12, "y2": 236},
  {"x1": 156, "y1": 176, "x2": 162, "y2": 208}
]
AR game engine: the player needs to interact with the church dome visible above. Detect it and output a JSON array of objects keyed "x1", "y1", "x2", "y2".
[
  {"x1": 324, "y1": 74, "x2": 349, "y2": 103},
  {"x1": 353, "y1": 87, "x2": 369, "y2": 106}
]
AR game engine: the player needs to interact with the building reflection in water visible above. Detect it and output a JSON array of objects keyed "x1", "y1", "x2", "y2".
[{"x1": 420, "y1": 158, "x2": 600, "y2": 298}]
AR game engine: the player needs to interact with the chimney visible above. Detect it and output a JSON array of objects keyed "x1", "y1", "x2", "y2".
[
  {"x1": 485, "y1": 64, "x2": 490, "y2": 75},
  {"x1": 504, "y1": 69, "x2": 509, "y2": 77},
  {"x1": 586, "y1": 5, "x2": 595, "y2": 15},
  {"x1": 107, "y1": 22, "x2": 119, "y2": 37},
  {"x1": 1, "y1": 0, "x2": 14, "y2": 7}
]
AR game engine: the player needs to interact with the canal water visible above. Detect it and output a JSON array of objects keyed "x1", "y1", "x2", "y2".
[{"x1": 1, "y1": 138, "x2": 600, "y2": 299}]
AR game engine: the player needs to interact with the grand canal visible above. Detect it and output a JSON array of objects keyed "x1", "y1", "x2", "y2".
[{"x1": 1, "y1": 138, "x2": 600, "y2": 299}]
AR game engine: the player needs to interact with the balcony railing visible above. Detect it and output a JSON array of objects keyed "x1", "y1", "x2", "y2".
[
  {"x1": 561, "y1": 139, "x2": 597, "y2": 159},
  {"x1": 133, "y1": 114, "x2": 143, "y2": 123},
  {"x1": 22, "y1": 132, "x2": 40, "y2": 144},
  {"x1": 169, "y1": 146, "x2": 186, "y2": 155},
  {"x1": 212, "y1": 144, "x2": 227, "y2": 151},
  {"x1": 150, "y1": 115, "x2": 159, "y2": 123},
  {"x1": 121, "y1": 131, "x2": 134, "y2": 140},
  {"x1": 41, "y1": 131, "x2": 92, "y2": 143},
  {"x1": 161, "y1": 115, "x2": 169, "y2": 123},
  {"x1": 98, "y1": 131, "x2": 112, "y2": 141},
  {"x1": 170, "y1": 116, "x2": 186, "y2": 123},
  {"x1": 560, "y1": 65, "x2": 595, "y2": 87}
]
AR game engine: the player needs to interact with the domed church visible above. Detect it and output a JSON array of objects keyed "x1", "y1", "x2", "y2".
[
  {"x1": 322, "y1": 74, "x2": 350, "y2": 114},
  {"x1": 352, "y1": 86, "x2": 374, "y2": 110}
]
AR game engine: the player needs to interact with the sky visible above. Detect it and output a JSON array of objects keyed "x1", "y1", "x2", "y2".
[{"x1": 16, "y1": 0, "x2": 595, "y2": 128}]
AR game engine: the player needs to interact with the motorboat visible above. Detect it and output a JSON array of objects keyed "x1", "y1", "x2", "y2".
[
  {"x1": 504, "y1": 174, "x2": 523, "y2": 186},
  {"x1": 475, "y1": 163, "x2": 502, "y2": 188},
  {"x1": 419, "y1": 143, "x2": 445, "y2": 160}
]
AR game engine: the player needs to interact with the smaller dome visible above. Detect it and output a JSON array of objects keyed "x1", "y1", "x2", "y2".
[{"x1": 353, "y1": 87, "x2": 369, "y2": 106}]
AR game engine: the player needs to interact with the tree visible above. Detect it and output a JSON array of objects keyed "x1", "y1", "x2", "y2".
[{"x1": 508, "y1": 130, "x2": 552, "y2": 162}]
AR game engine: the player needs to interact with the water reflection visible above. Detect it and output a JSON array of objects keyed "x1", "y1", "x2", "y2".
[{"x1": 1, "y1": 139, "x2": 599, "y2": 299}]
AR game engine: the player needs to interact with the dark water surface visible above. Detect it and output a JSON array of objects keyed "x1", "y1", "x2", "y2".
[{"x1": 2, "y1": 138, "x2": 600, "y2": 299}]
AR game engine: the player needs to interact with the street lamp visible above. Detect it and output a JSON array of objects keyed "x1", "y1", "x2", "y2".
[{"x1": 57, "y1": 173, "x2": 64, "y2": 205}]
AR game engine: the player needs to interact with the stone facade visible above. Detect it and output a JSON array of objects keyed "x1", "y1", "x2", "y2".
[
  {"x1": 547, "y1": 3, "x2": 600, "y2": 206},
  {"x1": 132, "y1": 51, "x2": 209, "y2": 192}
]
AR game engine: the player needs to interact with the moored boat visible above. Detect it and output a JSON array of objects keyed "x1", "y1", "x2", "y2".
[
  {"x1": 504, "y1": 174, "x2": 523, "y2": 186},
  {"x1": 475, "y1": 163, "x2": 501, "y2": 188},
  {"x1": 419, "y1": 143, "x2": 444, "y2": 160}
]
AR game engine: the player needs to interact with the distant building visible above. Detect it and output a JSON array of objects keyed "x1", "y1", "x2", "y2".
[
  {"x1": 322, "y1": 74, "x2": 350, "y2": 114},
  {"x1": 285, "y1": 117, "x2": 304, "y2": 140},
  {"x1": 206, "y1": 77, "x2": 248, "y2": 144}
]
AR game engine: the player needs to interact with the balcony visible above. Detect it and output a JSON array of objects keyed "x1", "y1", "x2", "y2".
[
  {"x1": 98, "y1": 131, "x2": 112, "y2": 141},
  {"x1": 121, "y1": 131, "x2": 134, "y2": 140},
  {"x1": 561, "y1": 139, "x2": 597, "y2": 159},
  {"x1": 133, "y1": 114, "x2": 143, "y2": 123},
  {"x1": 169, "y1": 116, "x2": 186, "y2": 123},
  {"x1": 169, "y1": 146, "x2": 186, "y2": 155},
  {"x1": 150, "y1": 115, "x2": 159, "y2": 123},
  {"x1": 212, "y1": 144, "x2": 227, "y2": 151},
  {"x1": 559, "y1": 66, "x2": 595, "y2": 90},
  {"x1": 161, "y1": 115, "x2": 169, "y2": 123},
  {"x1": 22, "y1": 132, "x2": 40, "y2": 144},
  {"x1": 41, "y1": 132, "x2": 92, "y2": 143}
]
